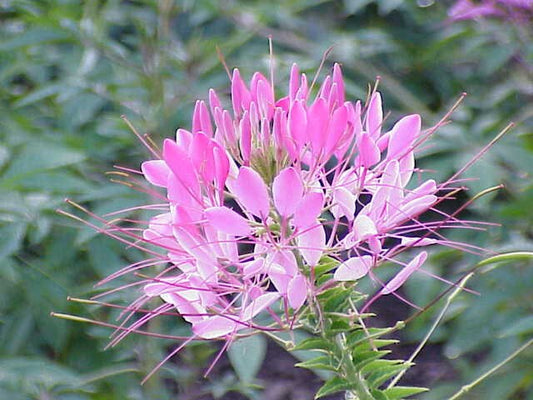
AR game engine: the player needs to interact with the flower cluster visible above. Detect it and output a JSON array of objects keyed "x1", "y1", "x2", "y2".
[
  {"x1": 95, "y1": 63, "x2": 477, "y2": 350},
  {"x1": 106, "y1": 63, "x2": 465, "y2": 343},
  {"x1": 449, "y1": 0, "x2": 533, "y2": 21}
]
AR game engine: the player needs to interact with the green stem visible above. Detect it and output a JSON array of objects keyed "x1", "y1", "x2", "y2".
[
  {"x1": 388, "y1": 273, "x2": 474, "y2": 389},
  {"x1": 334, "y1": 333, "x2": 376, "y2": 400},
  {"x1": 448, "y1": 338, "x2": 533, "y2": 400}
]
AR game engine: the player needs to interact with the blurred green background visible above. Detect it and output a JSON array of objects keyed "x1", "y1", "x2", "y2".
[{"x1": 1, "y1": 0, "x2": 532, "y2": 399}]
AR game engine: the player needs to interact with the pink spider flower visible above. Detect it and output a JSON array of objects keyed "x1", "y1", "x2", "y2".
[
  {"x1": 448, "y1": 0, "x2": 533, "y2": 21},
  {"x1": 74, "y1": 62, "x2": 489, "y2": 376}
]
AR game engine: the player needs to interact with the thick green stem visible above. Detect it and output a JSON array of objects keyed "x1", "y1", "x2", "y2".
[{"x1": 334, "y1": 333, "x2": 376, "y2": 400}]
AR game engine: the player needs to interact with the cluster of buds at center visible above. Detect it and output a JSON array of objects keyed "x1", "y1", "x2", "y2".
[{"x1": 95, "y1": 63, "x2": 476, "y2": 349}]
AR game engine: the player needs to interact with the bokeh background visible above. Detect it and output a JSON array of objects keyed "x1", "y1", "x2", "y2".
[{"x1": 1, "y1": 1, "x2": 532, "y2": 399}]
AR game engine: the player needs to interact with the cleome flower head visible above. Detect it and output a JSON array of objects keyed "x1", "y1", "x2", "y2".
[{"x1": 71, "y1": 62, "x2": 487, "y2": 372}]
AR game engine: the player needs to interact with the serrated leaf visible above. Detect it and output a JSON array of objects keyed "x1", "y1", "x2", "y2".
[{"x1": 315, "y1": 376, "x2": 354, "y2": 399}]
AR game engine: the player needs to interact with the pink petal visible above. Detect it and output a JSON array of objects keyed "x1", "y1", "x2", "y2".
[
  {"x1": 252, "y1": 73, "x2": 274, "y2": 119},
  {"x1": 289, "y1": 63, "x2": 300, "y2": 101},
  {"x1": 163, "y1": 139, "x2": 198, "y2": 191},
  {"x1": 213, "y1": 144, "x2": 229, "y2": 195},
  {"x1": 296, "y1": 223, "x2": 325, "y2": 267},
  {"x1": 273, "y1": 167, "x2": 304, "y2": 217},
  {"x1": 233, "y1": 167, "x2": 270, "y2": 218},
  {"x1": 400, "y1": 237, "x2": 437, "y2": 247},
  {"x1": 267, "y1": 263, "x2": 290, "y2": 293},
  {"x1": 357, "y1": 132, "x2": 380, "y2": 168},
  {"x1": 293, "y1": 192, "x2": 324, "y2": 229},
  {"x1": 192, "y1": 100, "x2": 213, "y2": 137},
  {"x1": 164, "y1": 293, "x2": 205, "y2": 324},
  {"x1": 381, "y1": 251, "x2": 427, "y2": 294},
  {"x1": 400, "y1": 195, "x2": 437, "y2": 221},
  {"x1": 289, "y1": 100, "x2": 307, "y2": 151},
  {"x1": 271, "y1": 250, "x2": 298, "y2": 276},
  {"x1": 239, "y1": 111, "x2": 252, "y2": 164},
  {"x1": 307, "y1": 97, "x2": 329, "y2": 155},
  {"x1": 287, "y1": 274, "x2": 307, "y2": 310},
  {"x1": 241, "y1": 292, "x2": 280, "y2": 321},
  {"x1": 193, "y1": 316, "x2": 238, "y2": 339},
  {"x1": 190, "y1": 132, "x2": 215, "y2": 182},
  {"x1": 205, "y1": 206, "x2": 251, "y2": 236},
  {"x1": 208, "y1": 88, "x2": 221, "y2": 115},
  {"x1": 405, "y1": 179, "x2": 437, "y2": 202},
  {"x1": 243, "y1": 258, "x2": 265, "y2": 277},
  {"x1": 334, "y1": 255, "x2": 373, "y2": 281},
  {"x1": 325, "y1": 105, "x2": 348, "y2": 155},
  {"x1": 352, "y1": 214, "x2": 378, "y2": 242},
  {"x1": 141, "y1": 160, "x2": 170, "y2": 187},
  {"x1": 231, "y1": 69, "x2": 251, "y2": 115},
  {"x1": 175, "y1": 128, "x2": 193, "y2": 150},
  {"x1": 318, "y1": 75, "x2": 332, "y2": 100},
  {"x1": 144, "y1": 276, "x2": 181, "y2": 297},
  {"x1": 387, "y1": 114, "x2": 421, "y2": 160},
  {"x1": 398, "y1": 151, "x2": 415, "y2": 187},
  {"x1": 332, "y1": 187, "x2": 356, "y2": 220},
  {"x1": 366, "y1": 92, "x2": 383, "y2": 139},
  {"x1": 332, "y1": 63, "x2": 345, "y2": 106}
]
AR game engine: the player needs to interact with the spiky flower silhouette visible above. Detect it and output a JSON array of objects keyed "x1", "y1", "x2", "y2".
[{"x1": 58, "y1": 62, "x2": 490, "y2": 383}]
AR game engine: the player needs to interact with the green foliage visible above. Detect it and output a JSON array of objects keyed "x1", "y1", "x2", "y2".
[
  {"x1": 292, "y1": 285, "x2": 426, "y2": 399},
  {"x1": 1, "y1": 0, "x2": 532, "y2": 399}
]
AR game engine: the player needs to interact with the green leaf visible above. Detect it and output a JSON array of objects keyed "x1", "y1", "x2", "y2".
[
  {"x1": 367, "y1": 363, "x2": 410, "y2": 387},
  {"x1": 322, "y1": 288, "x2": 352, "y2": 312},
  {"x1": 2, "y1": 142, "x2": 85, "y2": 185},
  {"x1": 499, "y1": 315, "x2": 533, "y2": 338},
  {"x1": 314, "y1": 256, "x2": 339, "y2": 277},
  {"x1": 0, "y1": 28, "x2": 68, "y2": 51},
  {"x1": 13, "y1": 83, "x2": 64, "y2": 108},
  {"x1": 352, "y1": 349, "x2": 390, "y2": 370},
  {"x1": 292, "y1": 337, "x2": 332, "y2": 352},
  {"x1": 477, "y1": 252, "x2": 533, "y2": 273},
  {"x1": 0, "y1": 357, "x2": 85, "y2": 391},
  {"x1": 227, "y1": 334, "x2": 267, "y2": 383},
  {"x1": 383, "y1": 386, "x2": 429, "y2": 399},
  {"x1": 315, "y1": 376, "x2": 353, "y2": 399},
  {"x1": 295, "y1": 356, "x2": 337, "y2": 372},
  {"x1": 0, "y1": 222, "x2": 27, "y2": 260},
  {"x1": 359, "y1": 358, "x2": 400, "y2": 377}
]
